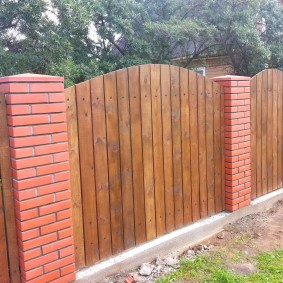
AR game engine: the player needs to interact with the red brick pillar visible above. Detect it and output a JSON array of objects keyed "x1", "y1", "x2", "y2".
[
  {"x1": 0, "y1": 74, "x2": 75, "y2": 283},
  {"x1": 212, "y1": 76, "x2": 251, "y2": 212}
]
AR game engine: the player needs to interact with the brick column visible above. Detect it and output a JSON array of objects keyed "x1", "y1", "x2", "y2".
[
  {"x1": 212, "y1": 76, "x2": 251, "y2": 212},
  {"x1": 0, "y1": 74, "x2": 75, "y2": 283}
]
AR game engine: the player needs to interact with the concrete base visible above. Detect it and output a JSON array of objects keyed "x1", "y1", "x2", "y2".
[{"x1": 76, "y1": 188, "x2": 283, "y2": 282}]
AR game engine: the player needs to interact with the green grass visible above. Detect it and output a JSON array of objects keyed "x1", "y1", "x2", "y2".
[{"x1": 156, "y1": 249, "x2": 283, "y2": 283}]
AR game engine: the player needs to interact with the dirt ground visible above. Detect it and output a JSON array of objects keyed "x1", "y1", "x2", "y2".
[{"x1": 101, "y1": 200, "x2": 283, "y2": 283}]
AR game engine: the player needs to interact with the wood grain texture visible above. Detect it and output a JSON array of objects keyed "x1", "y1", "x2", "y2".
[
  {"x1": 272, "y1": 70, "x2": 278, "y2": 191},
  {"x1": 267, "y1": 70, "x2": 273, "y2": 193},
  {"x1": 278, "y1": 71, "x2": 283, "y2": 188},
  {"x1": 90, "y1": 76, "x2": 112, "y2": 259},
  {"x1": 251, "y1": 76, "x2": 257, "y2": 199}
]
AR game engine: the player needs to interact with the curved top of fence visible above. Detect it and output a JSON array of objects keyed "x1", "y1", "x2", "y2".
[{"x1": 252, "y1": 68, "x2": 283, "y2": 79}]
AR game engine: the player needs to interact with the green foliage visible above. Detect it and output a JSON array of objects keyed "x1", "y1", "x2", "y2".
[{"x1": 0, "y1": 0, "x2": 282, "y2": 85}]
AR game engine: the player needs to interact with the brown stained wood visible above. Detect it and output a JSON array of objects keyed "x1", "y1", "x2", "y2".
[
  {"x1": 189, "y1": 71, "x2": 200, "y2": 221},
  {"x1": 161, "y1": 65, "x2": 175, "y2": 232},
  {"x1": 0, "y1": 171, "x2": 10, "y2": 283},
  {"x1": 267, "y1": 70, "x2": 273, "y2": 193},
  {"x1": 278, "y1": 71, "x2": 283, "y2": 188},
  {"x1": 256, "y1": 73, "x2": 263, "y2": 198},
  {"x1": 140, "y1": 64, "x2": 156, "y2": 241},
  {"x1": 170, "y1": 66, "x2": 183, "y2": 228},
  {"x1": 116, "y1": 69, "x2": 135, "y2": 249},
  {"x1": 180, "y1": 68, "x2": 192, "y2": 224},
  {"x1": 104, "y1": 71, "x2": 124, "y2": 254},
  {"x1": 212, "y1": 83, "x2": 223, "y2": 213},
  {"x1": 0, "y1": 95, "x2": 21, "y2": 283},
  {"x1": 205, "y1": 80, "x2": 215, "y2": 216},
  {"x1": 128, "y1": 66, "x2": 146, "y2": 244},
  {"x1": 251, "y1": 76, "x2": 257, "y2": 199},
  {"x1": 272, "y1": 70, "x2": 278, "y2": 191},
  {"x1": 75, "y1": 81, "x2": 99, "y2": 265},
  {"x1": 220, "y1": 85, "x2": 225, "y2": 210},
  {"x1": 261, "y1": 71, "x2": 268, "y2": 196},
  {"x1": 90, "y1": 76, "x2": 112, "y2": 259},
  {"x1": 150, "y1": 65, "x2": 166, "y2": 236},
  {"x1": 197, "y1": 75, "x2": 208, "y2": 218}
]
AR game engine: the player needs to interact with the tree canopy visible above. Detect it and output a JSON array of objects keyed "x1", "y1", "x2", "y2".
[{"x1": 0, "y1": 0, "x2": 282, "y2": 86}]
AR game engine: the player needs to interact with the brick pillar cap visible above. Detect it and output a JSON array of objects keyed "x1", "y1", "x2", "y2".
[
  {"x1": 212, "y1": 75, "x2": 251, "y2": 81},
  {"x1": 0, "y1": 73, "x2": 64, "y2": 83}
]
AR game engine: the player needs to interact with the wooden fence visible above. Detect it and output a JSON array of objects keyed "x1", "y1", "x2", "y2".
[
  {"x1": 65, "y1": 64, "x2": 225, "y2": 269},
  {"x1": 251, "y1": 69, "x2": 283, "y2": 199}
]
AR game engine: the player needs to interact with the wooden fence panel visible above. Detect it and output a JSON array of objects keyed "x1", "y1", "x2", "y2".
[
  {"x1": 66, "y1": 64, "x2": 225, "y2": 269},
  {"x1": 251, "y1": 69, "x2": 283, "y2": 199}
]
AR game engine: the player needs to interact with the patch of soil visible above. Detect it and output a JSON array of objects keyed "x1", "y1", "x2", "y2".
[{"x1": 99, "y1": 201, "x2": 283, "y2": 283}]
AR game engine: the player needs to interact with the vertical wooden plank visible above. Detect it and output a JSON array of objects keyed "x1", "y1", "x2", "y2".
[
  {"x1": 104, "y1": 71, "x2": 124, "y2": 254},
  {"x1": 197, "y1": 75, "x2": 208, "y2": 218},
  {"x1": 90, "y1": 76, "x2": 112, "y2": 259},
  {"x1": 128, "y1": 66, "x2": 146, "y2": 244},
  {"x1": 170, "y1": 66, "x2": 183, "y2": 228},
  {"x1": 212, "y1": 83, "x2": 223, "y2": 213},
  {"x1": 180, "y1": 68, "x2": 192, "y2": 224},
  {"x1": 189, "y1": 71, "x2": 200, "y2": 221},
  {"x1": 140, "y1": 64, "x2": 156, "y2": 240},
  {"x1": 0, "y1": 95, "x2": 21, "y2": 283},
  {"x1": 261, "y1": 71, "x2": 268, "y2": 196},
  {"x1": 267, "y1": 70, "x2": 273, "y2": 193},
  {"x1": 251, "y1": 76, "x2": 257, "y2": 199},
  {"x1": 256, "y1": 73, "x2": 263, "y2": 197},
  {"x1": 205, "y1": 79, "x2": 215, "y2": 216},
  {"x1": 272, "y1": 70, "x2": 278, "y2": 191},
  {"x1": 161, "y1": 65, "x2": 175, "y2": 232},
  {"x1": 76, "y1": 81, "x2": 99, "y2": 265},
  {"x1": 278, "y1": 71, "x2": 283, "y2": 188},
  {"x1": 151, "y1": 65, "x2": 166, "y2": 236},
  {"x1": 0, "y1": 172, "x2": 10, "y2": 283},
  {"x1": 116, "y1": 69, "x2": 135, "y2": 249}
]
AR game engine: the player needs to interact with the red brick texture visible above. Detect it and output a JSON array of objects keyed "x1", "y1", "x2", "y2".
[
  {"x1": 0, "y1": 74, "x2": 75, "y2": 283},
  {"x1": 212, "y1": 76, "x2": 251, "y2": 212}
]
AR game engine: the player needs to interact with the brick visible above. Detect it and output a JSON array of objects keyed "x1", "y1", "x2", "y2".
[
  {"x1": 50, "y1": 113, "x2": 67, "y2": 123},
  {"x1": 59, "y1": 246, "x2": 74, "y2": 259},
  {"x1": 238, "y1": 141, "x2": 250, "y2": 149},
  {"x1": 225, "y1": 172, "x2": 245, "y2": 181},
  {"x1": 225, "y1": 106, "x2": 238, "y2": 113},
  {"x1": 17, "y1": 214, "x2": 56, "y2": 232},
  {"x1": 238, "y1": 164, "x2": 251, "y2": 173},
  {"x1": 224, "y1": 112, "x2": 245, "y2": 119},
  {"x1": 54, "y1": 171, "x2": 70, "y2": 182},
  {"x1": 58, "y1": 227, "x2": 73, "y2": 240},
  {"x1": 41, "y1": 218, "x2": 72, "y2": 235},
  {"x1": 60, "y1": 263, "x2": 75, "y2": 276},
  {"x1": 238, "y1": 188, "x2": 252, "y2": 197},
  {"x1": 22, "y1": 266, "x2": 43, "y2": 281},
  {"x1": 8, "y1": 126, "x2": 32, "y2": 137},
  {"x1": 226, "y1": 196, "x2": 245, "y2": 205},
  {"x1": 225, "y1": 168, "x2": 239, "y2": 175},
  {"x1": 10, "y1": 135, "x2": 50, "y2": 148},
  {"x1": 15, "y1": 194, "x2": 55, "y2": 212},
  {"x1": 224, "y1": 124, "x2": 245, "y2": 132},
  {"x1": 226, "y1": 191, "x2": 239, "y2": 200},
  {"x1": 238, "y1": 105, "x2": 250, "y2": 112},
  {"x1": 224, "y1": 143, "x2": 238, "y2": 151},
  {"x1": 14, "y1": 188, "x2": 37, "y2": 201},
  {"x1": 225, "y1": 160, "x2": 245, "y2": 169},
  {"x1": 237, "y1": 81, "x2": 251, "y2": 87},
  {"x1": 224, "y1": 99, "x2": 245, "y2": 107},
  {"x1": 52, "y1": 133, "x2": 68, "y2": 143},
  {"x1": 225, "y1": 136, "x2": 245, "y2": 144},
  {"x1": 238, "y1": 153, "x2": 251, "y2": 161},
  {"x1": 19, "y1": 247, "x2": 41, "y2": 261},
  {"x1": 6, "y1": 105, "x2": 31, "y2": 115},
  {"x1": 225, "y1": 203, "x2": 239, "y2": 212},
  {"x1": 53, "y1": 152, "x2": 69, "y2": 163},
  {"x1": 29, "y1": 83, "x2": 63, "y2": 93},
  {"x1": 225, "y1": 156, "x2": 239, "y2": 163},
  {"x1": 238, "y1": 176, "x2": 251, "y2": 185},
  {"x1": 37, "y1": 181, "x2": 70, "y2": 196},
  {"x1": 10, "y1": 148, "x2": 34, "y2": 159},
  {"x1": 7, "y1": 114, "x2": 50, "y2": 126},
  {"x1": 5, "y1": 93, "x2": 49, "y2": 104},
  {"x1": 33, "y1": 123, "x2": 67, "y2": 135},
  {"x1": 21, "y1": 233, "x2": 57, "y2": 251},
  {"x1": 40, "y1": 200, "x2": 71, "y2": 216},
  {"x1": 50, "y1": 272, "x2": 76, "y2": 283},
  {"x1": 238, "y1": 199, "x2": 251, "y2": 209},
  {"x1": 57, "y1": 209, "x2": 72, "y2": 221},
  {"x1": 44, "y1": 254, "x2": 75, "y2": 273},
  {"x1": 238, "y1": 129, "x2": 251, "y2": 137},
  {"x1": 226, "y1": 180, "x2": 239, "y2": 187},
  {"x1": 27, "y1": 270, "x2": 60, "y2": 283},
  {"x1": 55, "y1": 191, "x2": 71, "y2": 202},
  {"x1": 12, "y1": 168, "x2": 35, "y2": 180},
  {"x1": 34, "y1": 143, "x2": 68, "y2": 155},
  {"x1": 13, "y1": 175, "x2": 53, "y2": 190},
  {"x1": 225, "y1": 131, "x2": 239, "y2": 138},
  {"x1": 15, "y1": 208, "x2": 38, "y2": 221},
  {"x1": 12, "y1": 155, "x2": 53, "y2": 169},
  {"x1": 0, "y1": 83, "x2": 29, "y2": 93},
  {"x1": 225, "y1": 184, "x2": 245, "y2": 193},
  {"x1": 17, "y1": 228, "x2": 40, "y2": 242},
  {"x1": 49, "y1": 93, "x2": 65, "y2": 102},
  {"x1": 37, "y1": 162, "x2": 69, "y2": 176},
  {"x1": 42, "y1": 237, "x2": 73, "y2": 255},
  {"x1": 31, "y1": 103, "x2": 66, "y2": 114}
]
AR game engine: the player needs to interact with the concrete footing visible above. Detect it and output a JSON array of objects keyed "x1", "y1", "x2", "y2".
[{"x1": 76, "y1": 188, "x2": 283, "y2": 282}]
